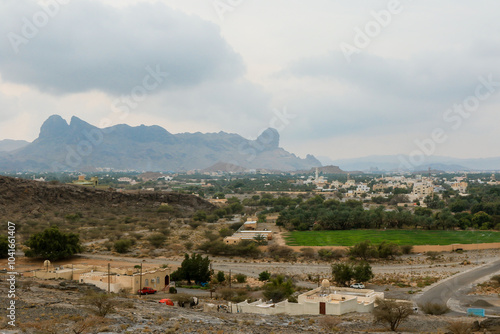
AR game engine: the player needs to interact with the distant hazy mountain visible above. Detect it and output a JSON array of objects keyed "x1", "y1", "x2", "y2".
[
  {"x1": 0, "y1": 115, "x2": 321, "y2": 172},
  {"x1": 325, "y1": 155, "x2": 500, "y2": 172},
  {"x1": 0, "y1": 139, "x2": 29, "y2": 152}
]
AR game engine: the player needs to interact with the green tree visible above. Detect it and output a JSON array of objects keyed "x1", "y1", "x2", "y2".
[
  {"x1": 331, "y1": 263, "x2": 354, "y2": 287},
  {"x1": 171, "y1": 253, "x2": 211, "y2": 284},
  {"x1": 25, "y1": 226, "x2": 82, "y2": 261},
  {"x1": 332, "y1": 262, "x2": 374, "y2": 286},
  {"x1": 216, "y1": 271, "x2": 226, "y2": 283},
  {"x1": 263, "y1": 275, "x2": 295, "y2": 302},
  {"x1": 353, "y1": 262, "x2": 374, "y2": 283},
  {"x1": 472, "y1": 211, "x2": 492, "y2": 229}
]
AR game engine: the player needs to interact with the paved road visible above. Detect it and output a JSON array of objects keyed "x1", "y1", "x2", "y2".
[{"x1": 415, "y1": 258, "x2": 500, "y2": 309}]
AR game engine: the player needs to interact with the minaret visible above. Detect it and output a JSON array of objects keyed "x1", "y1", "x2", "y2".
[{"x1": 315, "y1": 167, "x2": 319, "y2": 182}]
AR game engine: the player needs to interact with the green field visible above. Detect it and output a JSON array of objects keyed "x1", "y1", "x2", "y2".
[{"x1": 284, "y1": 230, "x2": 500, "y2": 246}]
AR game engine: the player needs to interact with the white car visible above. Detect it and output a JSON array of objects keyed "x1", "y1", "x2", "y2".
[{"x1": 350, "y1": 283, "x2": 365, "y2": 289}]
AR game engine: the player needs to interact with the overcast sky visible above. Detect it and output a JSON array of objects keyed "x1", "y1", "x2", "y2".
[{"x1": 1, "y1": 0, "x2": 499, "y2": 162}]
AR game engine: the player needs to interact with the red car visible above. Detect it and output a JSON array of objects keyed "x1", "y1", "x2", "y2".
[
  {"x1": 159, "y1": 299, "x2": 174, "y2": 306},
  {"x1": 138, "y1": 287, "x2": 157, "y2": 295}
]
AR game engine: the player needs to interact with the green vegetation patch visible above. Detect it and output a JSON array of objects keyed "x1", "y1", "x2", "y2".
[{"x1": 284, "y1": 229, "x2": 499, "y2": 246}]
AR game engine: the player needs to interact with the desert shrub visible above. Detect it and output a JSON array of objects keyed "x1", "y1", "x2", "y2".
[
  {"x1": 400, "y1": 245, "x2": 413, "y2": 255},
  {"x1": 318, "y1": 248, "x2": 345, "y2": 260},
  {"x1": 300, "y1": 247, "x2": 317, "y2": 259},
  {"x1": 447, "y1": 320, "x2": 472, "y2": 334},
  {"x1": 147, "y1": 233, "x2": 167, "y2": 248},
  {"x1": 235, "y1": 274, "x2": 247, "y2": 283},
  {"x1": 157, "y1": 205, "x2": 175, "y2": 214},
  {"x1": 318, "y1": 316, "x2": 341, "y2": 331},
  {"x1": 232, "y1": 289, "x2": 249, "y2": 303},
  {"x1": 373, "y1": 298, "x2": 413, "y2": 331},
  {"x1": 491, "y1": 274, "x2": 500, "y2": 285},
  {"x1": 113, "y1": 239, "x2": 133, "y2": 253},
  {"x1": 204, "y1": 231, "x2": 219, "y2": 241},
  {"x1": 267, "y1": 244, "x2": 295, "y2": 259},
  {"x1": 103, "y1": 241, "x2": 113, "y2": 251},
  {"x1": 184, "y1": 241, "x2": 193, "y2": 250},
  {"x1": 259, "y1": 270, "x2": 271, "y2": 282},
  {"x1": 419, "y1": 302, "x2": 449, "y2": 315},
  {"x1": 426, "y1": 251, "x2": 440, "y2": 261},
  {"x1": 349, "y1": 241, "x2": 378, "y2": 260},
  {"x1": 219, "y1": 228, "x2": 233, "y2": 238},
  {"x1": 174, "y1": 293, "x2": 192, "y2": 307},
  {"x1": 169, "y1": 287, "x2": 177, "y2": 294},
  {"x1": 188, "y1": 221, "x2": 202, "y2": 229},
  {"x1": 219, "y1": 288, "x2": 235, "y2": 301},
  {"x1": 82, "y1": 292, "x2": 116, "y2": 317},
  {"x1": 377, "y1": 241, "x2": 401, "y2": 259},
  {"x1": 198, "y1": 239, "x2": 261, "y2": 258}
]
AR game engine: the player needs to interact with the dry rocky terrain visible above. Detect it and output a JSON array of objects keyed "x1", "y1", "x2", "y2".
[{"x1": 1, "y1": 275, "x2": 499, "y2": 334}]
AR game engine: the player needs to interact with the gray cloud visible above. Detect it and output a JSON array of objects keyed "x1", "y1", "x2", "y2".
[
  {"x1": 285, "y1": 47, "x2": 500, "y2": 103},
  {"x1": 0, "y1": 0, "x2": 245, "y2": 95}
]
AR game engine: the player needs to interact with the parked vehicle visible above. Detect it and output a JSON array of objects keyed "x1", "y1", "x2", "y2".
[
  {"x1": 159, "y1": 299, "x2": 174, "y2": 306},
  {"x1": 350, "y1": 283, "x2": 365, "y2": 289},
  {"x1": 138, "y1": 287, "x2": 157, "y2": 295}
]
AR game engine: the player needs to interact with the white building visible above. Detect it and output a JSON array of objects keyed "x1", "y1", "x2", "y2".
[{"x1": 232, "y1": 280, "x2": 383, "y2": 316}]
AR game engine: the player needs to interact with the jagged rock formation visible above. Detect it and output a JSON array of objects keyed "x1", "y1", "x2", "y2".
[{"x1": 0, "y1": 115, "x2": 321, "y2": 172}]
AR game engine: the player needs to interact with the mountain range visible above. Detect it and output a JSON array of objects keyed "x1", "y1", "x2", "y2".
[
  {"x1": 0, "y1": 139, "x2": 29, "y2": 152},
  {"x1": 320, "y1": 155, "x2": 500, "y2": 172},
  {"x1": 0, "y1": 115, "x2": 321, "y2": 172}
]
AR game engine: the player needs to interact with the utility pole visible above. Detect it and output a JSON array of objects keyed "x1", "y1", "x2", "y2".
[
  {"x1": 229, "y1": 270, "x2": 231, "y2": 288},
  {"x1": 108, "y1": 263, "x2": 111, "y2": 294},
  {"x1": 139, "y1": 262, "x2": 143, "y2": 297}
]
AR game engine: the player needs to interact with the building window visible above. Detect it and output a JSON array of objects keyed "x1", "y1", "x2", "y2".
[
  {"x1": 145, "y1": 279, "x2": 148, "y2": 286},
  {"x1": 157, "y1": 277, "x2": 160, "y2": 283}
]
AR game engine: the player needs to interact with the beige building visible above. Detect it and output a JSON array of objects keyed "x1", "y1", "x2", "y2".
[
  {"x1": 412, "y1": 182, "x2": 434, "y2": 198},
  {"x1": 224, "y1": 230, "x2": 273, "y2": 244},
  {"x1": 450, "y1": 181, "x2": 468, "y2": 194},
  {"x1": 28, "y1": 264, "x2": 172, "y2": 294},
  {"x1": 75, "y1": 268, "x2": 171, "y2": 293}
]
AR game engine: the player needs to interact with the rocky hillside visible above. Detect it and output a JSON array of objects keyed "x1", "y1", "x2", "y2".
[
  {"x1": 0, "y1": 175, "x2": 213, "y2": 217},
  {"x1": 0, "y1": 115, "x2": 321, "y2": 172}
]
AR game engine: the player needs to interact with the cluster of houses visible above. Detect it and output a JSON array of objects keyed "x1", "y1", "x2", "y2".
[{"x1": 295, "y1": 169, "x2": 482, "y2": 204}]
